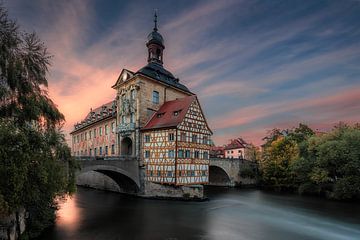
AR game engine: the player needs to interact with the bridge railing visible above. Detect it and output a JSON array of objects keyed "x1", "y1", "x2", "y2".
[{"x1": 74, "y1": 156, "x2": 137, "y2": 161}]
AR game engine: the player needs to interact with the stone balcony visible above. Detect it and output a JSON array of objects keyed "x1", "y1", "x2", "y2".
[{"x1": 117, "y1": 122, "x2": 136, "y2": 136}]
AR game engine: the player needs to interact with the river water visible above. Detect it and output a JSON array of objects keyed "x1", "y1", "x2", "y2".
[{"x1": 38, "y1": 187, "x2": 360, "y2": 240}]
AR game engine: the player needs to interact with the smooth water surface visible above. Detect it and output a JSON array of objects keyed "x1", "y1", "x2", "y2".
[{"x1": 38, "y1": 187, "x2": 360, "y2": 240}]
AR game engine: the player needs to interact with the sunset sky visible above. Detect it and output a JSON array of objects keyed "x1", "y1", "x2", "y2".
[{"x1": 6, "y1": 0, "x2": 360, "y2": 146}]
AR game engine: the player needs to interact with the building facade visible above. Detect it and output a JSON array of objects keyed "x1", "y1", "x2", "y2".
[
  {"x1": 70, "y1": 14, "x2": 212, "y2": 187},
  {"x1": 71, "y1": 101, "x2": 118, "y2": 157},
  {"x1": 142, "y1": 96, "x2": 212, "y2": 185},
  {"x1": 224, "y1": 138, "x2": 248, "y2": 159}
]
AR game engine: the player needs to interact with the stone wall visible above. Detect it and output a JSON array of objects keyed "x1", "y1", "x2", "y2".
[
  {"x1": 143, "y1": 181, "x2": 204, "y2": 200},
  {"x1": 136, "y1": 76, "x2": 191, "y2": 127},
  {"x1": 76, "y1": 171, "x2": 121, "y2": 192},
  {"x1": 0, "y1": 208, "x2": 26, "y2": 240}
]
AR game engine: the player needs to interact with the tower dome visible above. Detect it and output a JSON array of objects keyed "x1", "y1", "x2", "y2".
[{"x1": 146, "y1": 11, "x2": 165, "y2": 65}]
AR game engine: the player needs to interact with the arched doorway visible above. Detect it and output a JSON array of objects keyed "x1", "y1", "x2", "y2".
[
  {"x1": 121, "y1": 137, "x2": 133, "y2": 156},
  {"x1": 209, "y1": 166, "x2": 231, "y2": 186}
]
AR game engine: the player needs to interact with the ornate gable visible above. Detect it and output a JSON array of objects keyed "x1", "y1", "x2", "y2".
[{"x1": 111, "y1": 69, "x2": 135, "y2": 89}]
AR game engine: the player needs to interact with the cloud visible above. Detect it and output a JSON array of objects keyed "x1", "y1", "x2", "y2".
[{"x1": 213, "y1": 87, "x2": 360, "y2": 129}]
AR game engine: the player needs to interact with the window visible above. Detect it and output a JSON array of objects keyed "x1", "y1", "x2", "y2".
[
  {"x1": 130, "y1": 113, "x2": 135, "y2": 123},
  {"x1": 157, "y1": 171, "x2": 161, "y2": 177},
  {"x1": 168, "y1": 150, "x2": 175, "y2": 158},
  {"x1": 81, "y1": 133, "x2": 83, "y2": 141},
  {"x1": 76, "y1": 135, "x2": 79, "y2": 143},
  {"x1": 131, "y1": 89, "x2": 136, "y2": 100},
  {"x1": 189, "y1": 170, "x2": 195, "y2": 177},
  {"x1": 152, "y1": 91, "x2": 159, "y2": 104},
  {"x1": 185, "y1": 150, "x2": 191, "y2": 158},
  {"x1": 99, "y1": 127, "x2": 103, "y2": 136},
  {"x1": 85, "y1": 132, "x2": 87, "y2": 140},
  {"x1": 121, "y1": 115, "x2": 125, "y2": 124},
  {"x1": 93, "y1": 129, "x2": 96, "y2": 138},
  {"x1": 203, "y1": 151, "x2": 209, "y2": 160},
  {"x1": 99, "y1": 147, "x2": 103, "y2": 155},
  {"x1": 90, "y1": 148, "x2": 93, "y2": 156},
  {"x1": 203, "y1": 136, "x2": 208, "y2": 145},
  {"x1": 150, "y1": 170, "x2": 153, "y2": 177},
  {"x1": 144, "y1": 135, "x2": 150, "y2": 143},
  {"x1": 167, "y1": 171, "x2": 172, "y2": 177},
  {"x1": 173, "y1": 110, "x2": 181, "y2": 116},
  {"x1": 94, "y1": 148, "x2": 97, "y2": 156},
  {"x1": 180, "y1": 132, "x2": 186, "y2": 142},
  {"x1": 201, "y1": 170, "x2": 207, "y2": 176},
  {"x1": 192, "y1": 134, "x2": 197, "y2": 143},
  {"x1": 105, "y1": 146, "x2": 108, "y2": 155},
  {"x1": 111, "y1": 144, "x2": 115, "y2": 155},
  {"x1": 145, "y1": 150, "x2": 150, "y2": 158},
  {"x1": 89, "y1": 130, "x2": 92, "y2": 139},
  {"x1": 227, "y1": 150, "x2": 230, "y2": 154},
  {"x1": 168, "y1": 133, "x2": 175, "y2": 141},
  {"x1": 231, "y1": 150, "x2": 233, "y2": 154},
  {"x1": 178, "y1": 149, "x2": 184, "y2": 158},
  {"x1": 105, "y1": 125, "x2": 109, "y2": 135},
  {"x1": 194, "y1": 151, "x2": 199, "y2": 158},
  {"x1": 111, "y1": 122, "x2": 115, "y2": 133},
  {"x1": 178, "y1": 171, "x2": 182, "y2": 177},
  {"x1": 80, "y1": 150, "x2": 83, "y2": 155}
]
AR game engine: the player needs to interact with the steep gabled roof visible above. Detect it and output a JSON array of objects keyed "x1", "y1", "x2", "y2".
[
  {"x1": 224, "y1": 138, "x2": 249, "y2": 150},
  {"x1": 142, "y1": 95, "x2": 196, "y2": 131}
]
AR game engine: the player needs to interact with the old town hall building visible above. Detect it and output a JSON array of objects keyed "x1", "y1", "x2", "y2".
[{"x1": 71, "y1": 14, "x2": 212, "y2": 186}]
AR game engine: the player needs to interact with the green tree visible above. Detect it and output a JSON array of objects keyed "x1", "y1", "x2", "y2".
[
  {"x1": 261, "y1": 136, "x2": 299, "y2": 190},
  {"x1": 0, "y1": 5, "x2": 76, "y2": 237}
]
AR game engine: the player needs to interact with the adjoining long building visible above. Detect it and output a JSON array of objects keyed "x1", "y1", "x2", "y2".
[{"x1": 70, "y1": 13, "x2": 212, "y2": 188}]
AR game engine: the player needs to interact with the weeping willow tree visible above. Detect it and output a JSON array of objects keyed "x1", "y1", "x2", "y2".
[{"x1": 0, "y1": 5, "x2": 76, "y2": 238}]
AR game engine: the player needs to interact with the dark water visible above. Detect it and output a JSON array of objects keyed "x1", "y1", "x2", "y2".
[{"x1": 38, "y1": 187, "x2": 360, "y2": 240}]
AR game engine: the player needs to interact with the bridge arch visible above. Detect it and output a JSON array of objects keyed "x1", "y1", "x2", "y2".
[
  {"x1": 78, "y1": 165, "x2": 140, "y2": 194},
  {"x1": 209, "y1": 165, "x2": 231, "y2": 186}
]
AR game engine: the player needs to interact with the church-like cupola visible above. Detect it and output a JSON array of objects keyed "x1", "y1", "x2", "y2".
[{"x1": 146, "y1": 11, "x2": 165, "y2": 65}]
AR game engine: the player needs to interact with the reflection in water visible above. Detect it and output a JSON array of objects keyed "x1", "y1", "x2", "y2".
[
  {"x1": 56, "y1": 196, "x2": 81, "y2": 233},
  {"x1": 38, "y1": 187, "x2": 360, "y2": 240}
]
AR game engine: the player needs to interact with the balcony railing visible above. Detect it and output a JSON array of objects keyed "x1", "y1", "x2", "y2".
[{"x1": 117, "y1": 122, "x2": 136, "y2": 136}]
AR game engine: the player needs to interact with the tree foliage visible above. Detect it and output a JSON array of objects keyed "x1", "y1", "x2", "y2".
[
  {"x1": 260, "y1": 123, "x2": 360, "y2": 200},
  {"x1": 0, "y1": 5, "x2": 76, "y2": 237}
]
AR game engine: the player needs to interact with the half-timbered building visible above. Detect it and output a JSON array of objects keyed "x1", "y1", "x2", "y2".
[{"x1": 142, "y1": 96, "x2": 212, "y2": 185}]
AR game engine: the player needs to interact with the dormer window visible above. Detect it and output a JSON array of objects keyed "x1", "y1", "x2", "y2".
[
  {"x1": 157, "y1": 113, "x2": 164, "y2": 118},
  {"x1": 173, "y1": 110, "x2": 181, "y2": 116}
]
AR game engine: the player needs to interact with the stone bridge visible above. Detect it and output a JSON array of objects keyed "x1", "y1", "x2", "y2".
[
  {"x1": 76, "y1": 157, "x2": 141, "y2": 194},
  {"x1": 209, "y1": 158, "x2": 257, "y2": 187}
]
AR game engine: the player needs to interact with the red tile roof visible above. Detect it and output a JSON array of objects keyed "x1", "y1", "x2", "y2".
[
  {"x1": 224, "y1": 138, "x2": 248, "y2": 150},
  {"x1": 142, "y1": 95, "x2": 196, "y2": 130}
]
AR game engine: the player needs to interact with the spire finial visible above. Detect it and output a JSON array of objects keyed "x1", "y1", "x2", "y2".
[{"x1": 154, "y1": 9, "x2": 158, "y2": 32}]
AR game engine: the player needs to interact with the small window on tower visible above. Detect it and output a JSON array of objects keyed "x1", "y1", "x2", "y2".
[{"x1": 152, "y1": 91, "x2": 159, "y2": 104}]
